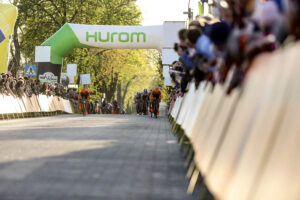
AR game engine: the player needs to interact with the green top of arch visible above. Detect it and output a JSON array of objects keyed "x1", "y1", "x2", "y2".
[{"x1": 41, "y1": 24, "x2": 91, "y2": 65}]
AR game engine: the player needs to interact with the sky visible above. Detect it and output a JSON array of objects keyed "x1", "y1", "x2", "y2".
[
  {"x1": 1, "y1": 0, "x2": 200, "y2": 25},
  {"x1": 136, "y1": 0, "x2": 199, "y2": 25}
]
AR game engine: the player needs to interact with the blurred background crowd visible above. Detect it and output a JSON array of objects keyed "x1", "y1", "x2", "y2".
[
  {"x1": 169, "y1": 0, "x2": 299, "y2": 102},
  {"x1": 0, "y1": 72, "x2": 127, "y2": 115},
  {"x1": 0, "y1": 72, "x2": 73, "y2": 99},
  {"x1": 0, "y1": 72, "x2": 106, "y2": 114}
]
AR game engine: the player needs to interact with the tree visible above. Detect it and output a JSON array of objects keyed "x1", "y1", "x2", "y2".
[{"x1": 9, "y1": 0, "x2": 142, "y2": 74}]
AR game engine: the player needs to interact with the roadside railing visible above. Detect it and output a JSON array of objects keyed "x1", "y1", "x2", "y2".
[{"x1": 0, "y1": 94, "x2": 73, "y2": 120}]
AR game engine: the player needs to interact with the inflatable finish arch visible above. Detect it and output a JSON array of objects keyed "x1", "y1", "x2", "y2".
[
  {"x1": 37, "y1": 21, "x2": 185, "y2": 82},
  {"x1": 0, "y1": 3, "x2": 18, "y2": 73}
]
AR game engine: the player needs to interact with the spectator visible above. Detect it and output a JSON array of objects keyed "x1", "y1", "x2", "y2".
[
  {"x1": 15, "y1": 79, "x2": 25, "y2": 98},
  {"x1": 39, "y1": 82, "x2": 49, "y2": 95},
  {"x1": 169, "y1": 0, "x2": 300, "y2": 105}
]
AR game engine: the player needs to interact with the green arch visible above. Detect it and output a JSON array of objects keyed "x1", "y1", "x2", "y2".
[{"x1": 41, "y1": 24, "x2": 91, "y2": 65}]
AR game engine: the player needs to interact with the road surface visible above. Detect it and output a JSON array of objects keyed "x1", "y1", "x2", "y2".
[{"x1": 0, "y1": 113, "x2": 195, "y2": 200}]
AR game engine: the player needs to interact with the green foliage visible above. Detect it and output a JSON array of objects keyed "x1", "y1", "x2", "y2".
[{"x1": 16, "y1": 0, "x2": 142, "y2": 62}]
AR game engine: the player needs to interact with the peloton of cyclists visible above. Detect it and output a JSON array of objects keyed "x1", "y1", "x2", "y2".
[{"x1": 134, "y1": 88, "x2": 161, "y2": 117}]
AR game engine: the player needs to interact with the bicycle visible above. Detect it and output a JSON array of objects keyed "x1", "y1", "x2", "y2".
[
  {"x1": 142, "y1": 99, "x2": 149, "y2": 115},
  {"x1": 112, "y1": 105, "x2": 120, "y2": 114},
  {"x1": 151, "y1": 97, "x2": 159, "y2": 118},
  {"x1": 79, "y1": 98, "x2": 88, "y2": 116}
]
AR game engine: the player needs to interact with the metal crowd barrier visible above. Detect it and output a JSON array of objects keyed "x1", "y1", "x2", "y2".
[
  {"x1": 0, "y1": 94, "x2": 73, "y2": 120},
  {"x1": 169, "y1": 42, "x2": 300, "y2": 200}
]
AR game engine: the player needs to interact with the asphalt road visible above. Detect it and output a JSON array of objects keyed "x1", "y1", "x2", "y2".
[{"x1": 0, "y1": 113, "x2": 195, "y2": 200}]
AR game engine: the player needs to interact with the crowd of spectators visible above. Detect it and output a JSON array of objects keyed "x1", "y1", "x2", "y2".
[
  {"x1": 0, "y1": 72, "x2": 124, "y2": 115},
  {"x1": 0, "y1": 72, "x2": 78, "y2": 101},
  {"x1": 169, "y1": 0, "x2": 299, "y2": 101}
]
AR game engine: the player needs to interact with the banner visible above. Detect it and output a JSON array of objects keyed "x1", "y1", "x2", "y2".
[
  {"x1": 67, "y1": 64, "x2": 77, "y2": 76},
  {"x1": 37, "y1": 62, "x2": 62, "y2": 84},
  {"x1": 80, "y1": 74, "x2": 91, "y2": 85},
  {"x1": 0, "y1": 4, "x2": 18, "y2": 73},
  {"x1": 39, "y1": 72, "x2": 58, "y2": 85},
  {"x1": 69, "y1": 24, "x2": 163, "y2": 50}
]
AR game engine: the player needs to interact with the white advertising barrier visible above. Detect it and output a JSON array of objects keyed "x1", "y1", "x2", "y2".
[
  {"x1": 0, "y1": 95, "x2": 9, "y2": 114},
  {"x1": 37, "y1": 95, "x2": 51, "y2": 112},
  {"x1": 171, "y1": 96, "x2": 183, "y2": 119},
  {"x1": 62, "y1": 99, "x2": 73, "y2": 114},
  {"x1": 182, "y1": 83, "x2": 207, "y2": 136},
  {"x1": 8, "y1": 96, "x2": 19, "y2": 113},
  {"x1": 0, "y1": 95, "x2": 25, "y2": 114},
  {"x1": 47, "y1": 95, "x2": 55, "y2": 111},
  {"x1": 16, "y1": 97, "x2": 26, "y2": 113},
  {"x1": 181, "y1": 83, "x2": 197, "y2": 131},
  {"x1": 174, "y1": 97, "x2": 184, "y2": 120},
  {"x1": 170, "y1": 98, "x2": 178, "y2": 118},
  {"x1": 0, "y1": 94, "x2": 73, "y2": 115},
  {"x1": 174, "y1": 93, "x2": 188, "y2": 122},
  {"x1": 0, "y1": 95, "x2": 6, "y2": 113},
  {"x1": 0, "y1": 95, "x2": 3, "y2": 113},
  {"x1": 176, "y1": 83, "x2": 195, "y2": 125},
  {"x1": 185, "y1": 83, "x2": 208, "y2": 137},
  {"x1": 22, "y1": 96, "x2": 35, "y2": 112},
  {"x1": 58, "y1": 98, "x2": 65, "y2": 111},
  {"x1": 30, "y1": 94, "x2": 42, "y2": 112}
]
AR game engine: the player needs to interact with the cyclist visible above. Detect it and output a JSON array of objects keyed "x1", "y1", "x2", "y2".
[
  {"x1": 78, "y1": 85, "x2": 90, "y2": 116},
  {"x1": 112, "y1": 99, "x2": 119, "y2": 114},
  {"x1": 148, "y1": 89, "x2": 152, "y2": 115},
  {"x1": 150, "y1": 88, "x2": 162, "y2": 118},
  {"x1": 141, "y1": 89, "x2": 149, "y2": 115},
  {"x1": 134, "y1": 92, "x2": 142, "y2": 115},
  {"x1": 101, "y1": 99, "x2": 109, "y2": 114}
]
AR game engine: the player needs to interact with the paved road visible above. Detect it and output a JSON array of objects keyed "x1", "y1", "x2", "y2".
[{"x1": 0, "y1": 113, "x2": 195, "y2": 200}]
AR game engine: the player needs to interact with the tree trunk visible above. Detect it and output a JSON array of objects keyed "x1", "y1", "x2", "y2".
[
  {"x1": 8, "y1": 16, "x2": 21, "y2": 76},
  {"x1": 117, "y1": 82, "x2": 122, "y2": 108},
  {"x1": 121, "y1": 75, "x2": 137, "y2": 108},
  {"x1": 107, "y1": 72, "x2": 119, "y2": 103}
]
